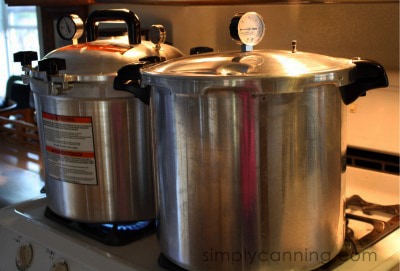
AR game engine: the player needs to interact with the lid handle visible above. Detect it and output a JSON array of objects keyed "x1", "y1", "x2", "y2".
[
  {"x1": 339, "y1": 58, "x2": 388, "y2": 105},
  {"x1": 114, "y1": 63, "x2": 151, "y2": 105},
  {"x1": 86, "y1": 9, "x2": 141, "y2": 45}
]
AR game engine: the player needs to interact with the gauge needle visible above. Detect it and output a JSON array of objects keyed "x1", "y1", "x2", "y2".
[{"x1": 66, "y1": 22, "x2": 71, "y2": 33}]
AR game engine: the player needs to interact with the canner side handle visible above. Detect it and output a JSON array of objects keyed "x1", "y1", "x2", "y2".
[{"x1": 340, "y1": 58, "x2": 389, "y2": 105}]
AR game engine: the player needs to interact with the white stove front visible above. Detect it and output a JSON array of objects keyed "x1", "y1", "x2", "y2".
[{"x1": 0, "y1": 196, "x2": 163, "y2": 271}]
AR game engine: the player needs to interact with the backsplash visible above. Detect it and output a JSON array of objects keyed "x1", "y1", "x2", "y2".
[
  {"x1": 89, "y1": 3, "x2": 399, "y2": 71},
  {"x1": 347, "y1": 71, "x2": 399, "y2": 156}
]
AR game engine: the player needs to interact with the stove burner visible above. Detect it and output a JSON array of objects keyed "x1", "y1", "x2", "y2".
[
  {"x1": 347, "y1": 194, "x2": 399, "y2": 216},
  {"x1": 316, "y1": 195, "x2": 399, "y2": 270},
  {"x1": 102, "y1": 221, "x2": 151, "y2": 231},
  {"x1": 44, "y1": 207, "x2": 155, "y2": 246},
  {"x1": 158, "y1": 195, "x2": 400, "y2": 271}
]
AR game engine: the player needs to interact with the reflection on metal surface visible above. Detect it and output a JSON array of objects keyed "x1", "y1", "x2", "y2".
[{"x1": 270, "y1": 53, "x2": 309, "y2": 75}]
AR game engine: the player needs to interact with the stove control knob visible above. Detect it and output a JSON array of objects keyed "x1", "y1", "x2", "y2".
[
  {"x1": 16, "y1": 242, "x2": 34, "y2": 270},
  {"x1": 50, "y1": 259, "x2": 69, "y2": 271}
]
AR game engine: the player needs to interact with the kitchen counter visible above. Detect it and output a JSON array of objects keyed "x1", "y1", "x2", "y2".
[{"x1": 0, "y1": 142, "x2": 44, "y2": 208}]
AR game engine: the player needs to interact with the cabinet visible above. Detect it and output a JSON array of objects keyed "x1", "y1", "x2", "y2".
[
  {"x1": 5, "y1": 0, "x2": 396, "y2": 5},
  {"x1": 5, "y1": 0, "x2": 93, "y2": 6}
]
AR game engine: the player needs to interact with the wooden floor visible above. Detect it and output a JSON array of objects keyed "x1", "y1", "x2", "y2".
[{"x1": 0, "y1": 143, "x2": 44, "y2": 208}]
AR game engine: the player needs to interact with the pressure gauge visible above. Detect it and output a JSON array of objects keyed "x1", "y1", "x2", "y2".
[
  {"x1": 230, "y1": 12, "x2": 265, "y2": 51},
  {"x1": 56, "y1": 14, "x2": 84, "y2": 42},
  {"x1": 149, "y1": 24, "x2": 166, "y2": 50}
]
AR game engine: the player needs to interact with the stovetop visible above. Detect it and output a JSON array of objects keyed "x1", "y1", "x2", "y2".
[
  {"x1": 0, "y1": 166, "x2": 399, "y2": 271},
  {"x1": 0, "y1": 196, "x2": 163, "y2": 271}
]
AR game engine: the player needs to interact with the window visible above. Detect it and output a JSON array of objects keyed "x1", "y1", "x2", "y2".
[{"x1": 0, "y1": 2, "x2": 40, "y2": 97}]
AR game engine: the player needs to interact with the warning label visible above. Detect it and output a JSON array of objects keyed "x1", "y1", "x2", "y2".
[{"x1": 42, "y1": 112, "x2": 97, "y2": 185}]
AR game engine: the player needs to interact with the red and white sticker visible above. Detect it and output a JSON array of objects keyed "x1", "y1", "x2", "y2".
[{"x1": 42, "y1": 112, "x2": 97, "y2": 185}]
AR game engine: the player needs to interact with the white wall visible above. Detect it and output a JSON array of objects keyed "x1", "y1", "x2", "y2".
[{"x1": 90, "y1": 3, "x2": 399, "y2": 71}]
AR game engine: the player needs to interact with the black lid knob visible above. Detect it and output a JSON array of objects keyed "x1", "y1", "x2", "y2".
[
  {"x1": 14, "y1": 51, "x2": 38, "y2": 66},
  {"x1": 38, "y1": 58, "x2": 66, "y2": 76},
  {"x1": 189, "y1": 46, "x2": 214, "y2": 55},
  {"x1": 139, "y1": 55, "x2": 164, "y2": 63}
]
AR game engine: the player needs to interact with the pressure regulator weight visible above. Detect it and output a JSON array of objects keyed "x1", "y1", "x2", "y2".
[
  {"x1": 57, "y1": 14, "x2": 84, "y2": 43},
  {"x1": 230, "y1": 12, "x2": 265, "y2": 52}
]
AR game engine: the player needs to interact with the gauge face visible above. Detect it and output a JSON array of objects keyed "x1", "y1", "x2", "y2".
[
  {"x1": 231, "y1": 12, "x2": 265, "y2": 47},
  {"x1": 57, "y1": 15, "x2": 83, "y2": 41},
  {"x1": 149, "y1": 24, "x2": 166, "y2": 46}
]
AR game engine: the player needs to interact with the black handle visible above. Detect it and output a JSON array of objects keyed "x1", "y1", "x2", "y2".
[
  {"x1": 38, "y1": 58, "x2": 67, "y2": 76},
  {"x1": 190, "y1": 46, "x2": 214, "y2": 55},
  {"x1": 340, "y1": 58, "x2": 388, "y2": 105},
  {"x1": 114, "y1": 62, "x2": 151, "y2": 105},
  {"x1": 139, "y1": 55, "x2": 164, "y2": 63},
  {"x1": 14, "y1": 51, "x2": 38, "y2": 66},
  {"x1": 86, "y1": 9, "x2": 141, "y2": 45}
]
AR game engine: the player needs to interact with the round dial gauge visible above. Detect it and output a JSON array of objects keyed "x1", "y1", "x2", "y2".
[
  {"x1": 56, "y1": 14, "x2": 84, "y2": 41},
  {"x1": 149, "y1": 24, "x2": 166, "y2": 49},
  {"x1": 230, "y1": 12, "x2": 265, "y2": 47}
]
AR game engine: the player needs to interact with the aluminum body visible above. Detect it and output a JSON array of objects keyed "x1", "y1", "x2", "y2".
[
  {"x1": 31, "y1": 79, "x2": 154, "y2": 223},
  {"x1": 137, "y1": 50, "x2": 386, "y2": 270},
  {"x1": 30, "y1": 40, "x2": 183, "y2": 223},
  {"x1": 150, "y1": 83, "x2": 346, "y2": 271}
]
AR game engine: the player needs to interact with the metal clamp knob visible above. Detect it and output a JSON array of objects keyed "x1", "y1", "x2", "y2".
[
  {"x1": 14, "y1": 51, "x2": 38, "y2": 66},
  {"x1": 38, "y1": 58, "x2": 66, "y2": 76}
]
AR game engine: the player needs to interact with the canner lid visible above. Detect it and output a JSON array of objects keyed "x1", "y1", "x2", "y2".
[
  {"x1": 43, "y1": 39, "x2": 176, "y2": 76},
  {"x1": 143, "y1": 49, "x2": 354, "y2": 80},
  {"x1": 141, "y1": 12, "x2": 386, "y2": 96},
  {"x1": 141, "y1": 49, "x2": 357, "y2": 94}
]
